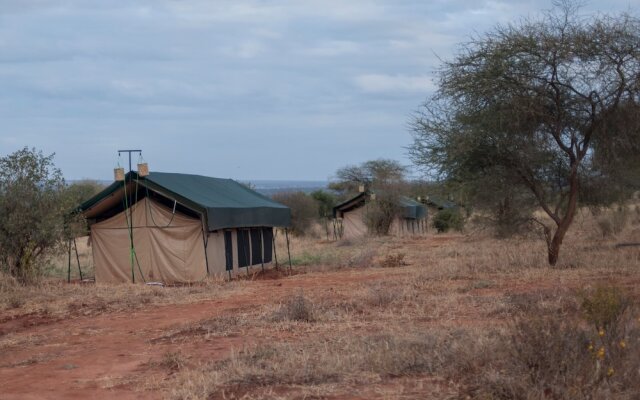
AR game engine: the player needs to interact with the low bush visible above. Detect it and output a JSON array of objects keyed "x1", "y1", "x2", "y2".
[
  {"x1": 461, "y1": 286, "x2": 639, "y2": 399},
  {"x1": 379, "y1": 253, "x2": 407, "y2": 268},
  {"x1": 596, "y1": 206, "x2": 629, "y2": 237},
  {"x1": 272, "y1": 293, "x2": 315, "y2": 322},
  {"x1": 432, "y1": 208, "x2": 464, "y2": 233},
  {"x1": 271, "y1": 192, "x2": 319, "y2": 236},
  {"x1": 364, "y1": 196, "x2": 400, "y2": 236}
]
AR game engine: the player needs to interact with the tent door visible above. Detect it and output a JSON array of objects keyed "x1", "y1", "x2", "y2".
[
  {"x1": 237, "y1": 230, "x2": 250, "y2": 268},
  {"x1": 262, "y1": 227, "x2": 273, "y2": 263},
  {"x1": 224, "y1": 231, "x2": 233, "y2": 271}
]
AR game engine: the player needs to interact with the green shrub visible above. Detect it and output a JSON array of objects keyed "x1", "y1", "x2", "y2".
[
  {"x1": 0, "y1": 148, "x2": 69, "y2": 283},
  {"x1": 271, "y1": 192, "x2": 319, "y2": 236},
  {"x1": 580, "y1": 285, "x2": 630, "y2": 331},
  {"x1": 432, "y1": 208, "x2": 464, "y2": 233}
]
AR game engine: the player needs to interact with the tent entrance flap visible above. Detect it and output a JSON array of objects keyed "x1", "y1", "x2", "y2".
[
  {"x1": 250, "y1": 228, "x2": 262, "y2": 265},
  {"x1": 262, "y1": 227, "x2": 273, "y2": 263},
  {"x1": 237, "y1": 230, "x2": 250, "y2": 268},
  {"x1": 91, "y1": 198, "x2": 207, "y2": 284},
  {"x1": 224, "y1": 231, "x2": 233, "y2": 271}
]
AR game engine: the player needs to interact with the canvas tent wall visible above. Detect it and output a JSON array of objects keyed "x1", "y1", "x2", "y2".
[
  {"x1": 92, "y1": 197, "x2": 207, "y2": 283},
  {"x1": 332, "y1": 192, "x2": 427, "y2": 240},
  {"x1": 79, "y1": 171, "x2": 291, "y2": 284}
]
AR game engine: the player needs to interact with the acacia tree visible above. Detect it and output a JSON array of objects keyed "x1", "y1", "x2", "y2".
[
  {"x1": 410, "y1": 3, "x2": 640, "y2": 265},
  {"x1": 329, "y1": 159, "x2": 407, "y2": 195},
  {"x1": 0, "y1": 148, "x2": 70, "y2": 282}
]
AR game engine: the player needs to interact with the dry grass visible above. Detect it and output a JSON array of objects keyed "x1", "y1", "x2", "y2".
[
  {"x1": 0, "y1": 276, "x2": 244, "y2": 324},
  {"x1": 3, "y1": 207, "x2": 640, "y2": 399},
  {"x1": 160, "y1": 208, "x2": 640, "y2": 399},
  {"x1": 168, "y1": 329, "x2": 484, "y2": 400}
]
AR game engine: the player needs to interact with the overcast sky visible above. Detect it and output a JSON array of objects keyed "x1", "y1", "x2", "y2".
[{"x1": 0, "y1": 0, "x2": 636, "y2": 181}]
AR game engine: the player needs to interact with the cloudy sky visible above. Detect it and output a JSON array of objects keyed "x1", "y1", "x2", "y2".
[{"x1": 0, "y1": 1, "x2": 636, "y2": 181}]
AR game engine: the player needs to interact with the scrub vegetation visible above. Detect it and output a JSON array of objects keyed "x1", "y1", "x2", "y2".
[{"x1": 1, "y1": 207, "x2": 640, "y2": 399}]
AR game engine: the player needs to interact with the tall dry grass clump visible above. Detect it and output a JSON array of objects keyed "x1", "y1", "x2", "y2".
[
  {"x1": 271, "y1": 293, "x2": 316, "y2": 323},
  {"x1": 595, "y1": 206, "x2": 630, "y2": 238}
]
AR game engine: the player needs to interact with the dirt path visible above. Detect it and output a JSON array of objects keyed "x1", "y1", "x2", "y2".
[{"x1": 0, "y1": 268, "x2": 392, "y2": 399}]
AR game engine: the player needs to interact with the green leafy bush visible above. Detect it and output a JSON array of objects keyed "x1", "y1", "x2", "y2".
[
  {"x1": 0, "y1": 148, "x2": 68, "y2": 283},
  {"x1": 271, "y1": 192, "x2": 318, "y2": 236},
  {"x1": 432, "y1": 208, "x2": 464, "y2": 233}
]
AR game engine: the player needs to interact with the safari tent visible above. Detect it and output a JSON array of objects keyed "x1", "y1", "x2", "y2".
[
  {"x1": 332, "y1": 192, "x2": 427, "y2": 240},
  {"x1": 78, "y1": 172, "x2": 291, "y2": 284}
]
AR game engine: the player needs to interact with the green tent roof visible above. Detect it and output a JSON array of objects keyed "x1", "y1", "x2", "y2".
[
  {"x1": 424, "y1": 196, "x2": 458, "y2": 210},
  {"x1": 333, "y1": 191, "x2": 426, "y2": 220},
  {"x1": 397, "y1": 196, "x2": 427, "y2": 219},
  {"x1": 79, "y1": 172, "x2": 291, "y2": 231}
]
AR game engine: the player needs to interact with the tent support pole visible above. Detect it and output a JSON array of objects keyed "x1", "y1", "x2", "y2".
[
  {"x1": 273, "y1": 230, "x2": 279, "y2": 270},
  {"x1": 285, "y1": 228, "x2": 292, "y2": 274},
  {"x1": 260, "y1": 230, "x2": 265, "y2": 272},
  {"x1": 245, "y1": 230, "x2": 250, "y2": 276},
  {"x1": 67, "y1": 240, "x2": 72, "y2": 283},
  {"x1": 73, "y1": 238, "x2": 83, "y2": 281}
]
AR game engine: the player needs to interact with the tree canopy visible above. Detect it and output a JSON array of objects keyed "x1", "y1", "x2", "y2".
[
  {"x1": 329, "y1": 158, "x2": 407, "y2": 195},
  {"x1": 330, "y1": 159, "x2": 408, "y2": 236},
  {"x1": 409, "y1": 2, "x2": 640, "y2": 265},
  {"x1": 0, "y1": 148, "x2": 67, "y2": 282}
]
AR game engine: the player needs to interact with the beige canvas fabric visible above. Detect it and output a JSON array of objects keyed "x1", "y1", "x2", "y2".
[
  {"x1": 91, "y1": 198, "x2": 207, "y2": 284},
  {"x1": 390, "y1": 217, "x2": 425, "y2": 237},
  {"x1": 205, "y1": 230, "x2": 229, "y2": 276},
  {"x1": 342, "y1": 206, "x2": 368, "y2": 240},
  {"x1": 341, "y1": 207, "x2": 427, "y2": 239}
]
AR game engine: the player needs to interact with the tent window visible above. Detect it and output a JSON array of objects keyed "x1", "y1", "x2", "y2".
[
  {"x1": 224, "y1": 231, "x2": 233, "y2": 271},
  {"x1": 250, "y1": 228, "x2": 262, "y2": 265},
  {"x1": 237, "y1": 230, "x2": 250, "y2": 268},
  {"x1": 262, "y1": 227, "x2": 273, "y2": 263}
]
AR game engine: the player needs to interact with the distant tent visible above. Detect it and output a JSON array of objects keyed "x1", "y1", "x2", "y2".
[
  {"x1": 423, "y1": 195, "x2": 458, "y2": 211},
  {"x1": 332, "y1": 192, "x2": 427, "y2": 240},
  {"x1": 78, "y1": 172, "x2": 291, "y2": 284}
]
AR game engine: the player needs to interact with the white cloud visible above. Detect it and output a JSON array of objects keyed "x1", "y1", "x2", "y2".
[
  {"x1": 220, "y1": 40, "x2": 269, "y2": 59},
  {"x1": 353, "y1": 74, "x2": 435, "y2": 94},
  {"x1": 303, "y1": 40, "x2": 361, "y2": 57}
]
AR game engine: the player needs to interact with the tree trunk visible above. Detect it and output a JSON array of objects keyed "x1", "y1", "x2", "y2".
[
  {"x1": 547, "y1": 171, "x2": 580, "y2": 266},
  {"x1": 548, "y1": 224, "x2": 568, "y2": 266}
]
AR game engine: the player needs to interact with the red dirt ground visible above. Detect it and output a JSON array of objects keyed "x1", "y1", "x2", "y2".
[
  {"x1": 3, "y1": 233, "x2": 628, "y2": 399},
  {"x1": 0, "y1": 268, "x2": 403, "y2": 399}
]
